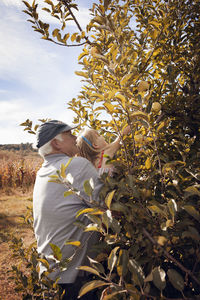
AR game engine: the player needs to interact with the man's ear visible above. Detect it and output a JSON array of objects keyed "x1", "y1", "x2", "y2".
[
  {"x1": 51, "y1": 138, "x2": 61, "y2": 150},
  {"x1": 92, "y1": 143, "x2": 99, "y2": 149}
]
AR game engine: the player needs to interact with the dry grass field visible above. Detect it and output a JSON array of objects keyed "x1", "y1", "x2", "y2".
[
  {"x1": 0, "y1": 149, "x2": 42, "y2": 299},
  {"x1": 0, "y1": 191, "x2": 35, "y2": 299}
]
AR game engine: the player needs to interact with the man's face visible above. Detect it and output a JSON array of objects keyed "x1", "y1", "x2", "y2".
[{"x1": 59, "y1": 131, "x2": 78, "y2": 156}]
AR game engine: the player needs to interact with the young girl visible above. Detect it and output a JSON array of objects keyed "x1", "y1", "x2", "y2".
[{"x1": 76, "y1": 126, "x2": 130, "y2": 175}]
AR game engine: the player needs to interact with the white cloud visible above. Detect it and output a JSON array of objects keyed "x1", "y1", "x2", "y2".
[
  {"x1": 2, "y1": 0, "x2": 91, "y2": 28},
  {"x1": 1, "y1": 0, "x2": 23, "y2": 7},
  {"x1": 0, "y1": 97, "x2": 77, "y2": 144},
  {"x1": 0, "y1": 1, "x2": 91, "y2": 144}
]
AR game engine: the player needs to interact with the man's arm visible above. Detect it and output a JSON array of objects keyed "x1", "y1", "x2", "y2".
[{"x1": 68, "y1": 157, "x2": 104, "y2": 206}]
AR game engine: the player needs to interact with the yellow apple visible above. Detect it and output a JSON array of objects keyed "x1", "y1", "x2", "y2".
[
  {"x1": 138, "y1": 81, "x2": 149, "y2": 92},
  {"x1": 151, "y1": 102, "x2": 161, "y2": 113},
  {"x1": 134, "y1": 134, "x2": 144, "y2": 143},
  {"x1": 90, "y1": 47, "x2": 99, "y2": 57}
]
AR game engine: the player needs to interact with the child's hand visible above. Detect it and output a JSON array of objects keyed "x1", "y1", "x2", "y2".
[{"x1": 122, "y1": 125, "x2": 131, "y2": 136}]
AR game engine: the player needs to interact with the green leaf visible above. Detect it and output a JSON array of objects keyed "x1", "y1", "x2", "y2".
[
  {"x1": 88, "y1": 257, "x2": 105, "y2": 275},
  {"x1": 152, "y1": 267, "x2": 166, "y2": 291},
  {"x1": 182, "y1": 226, "x2": 200, "y2": 241},
  {"x1": 167, "y1": 199, "x2": 177, "y2": 220},
  {"x1": 83, "y1": 179, "x2": 94, "y2": 196},
  {"x1": 64, "y1": 191, "x2": 74, "y2": 197},
  {"x1": 183, "y1": 205, "x2": 200, "y2": 222},
  {"x1": 78, "y1": 280, "x2": 109, "y2": 298},
  {"x1": 128, "y1": 259, "x2": 145, "y2": 286},
  {"x1": 117, "y1": 249, "x2": 129, "y2": 277},
  {"x1": 184, "y1": 186, "x2": 200, "y2": 197},
  {"x1": 105, "y1": 190, "x2": 115, "y2": 209},
  {"x1": 50, "y1": 243, "x2": 62, "y2": 261},
  {"x1": 167, "y1": 269, "x2": 184, "y2": 291}
]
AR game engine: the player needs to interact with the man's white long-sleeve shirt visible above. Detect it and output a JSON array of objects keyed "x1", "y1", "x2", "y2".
[{"x1": 33, "y1": 154, "x2": 103, "y2": 283}]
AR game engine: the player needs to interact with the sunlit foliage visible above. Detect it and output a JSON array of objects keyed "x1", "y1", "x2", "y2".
[{"x1": 21, "y1": 0, "x2": 200, "y2": 298}]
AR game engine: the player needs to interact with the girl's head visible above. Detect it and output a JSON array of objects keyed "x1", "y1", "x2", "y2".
[{"x1": 76, "y1": 128, "x2": 107, "y2": 164}]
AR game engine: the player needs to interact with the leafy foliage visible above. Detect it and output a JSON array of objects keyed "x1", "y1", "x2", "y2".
[
  {"x1": 21, "y1": 0, "x2": 200, "y2": 299},
  {"x1": 8, "y1": 207, "x2": 63, "y2": 299}
]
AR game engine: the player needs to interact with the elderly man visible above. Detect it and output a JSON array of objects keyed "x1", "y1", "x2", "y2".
[{"x1": 33, "y1": 120, "x2": 103, "y2": 299}]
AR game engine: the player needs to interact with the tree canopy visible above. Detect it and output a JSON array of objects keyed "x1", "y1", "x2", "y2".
[{"x1": 21, "y1": 0, "x2": 200, "y2": 299}]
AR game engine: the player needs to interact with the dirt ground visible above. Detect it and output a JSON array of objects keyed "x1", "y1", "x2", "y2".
[{"x1": 0, "y1": 189, "x2": 35, "y2": 300}]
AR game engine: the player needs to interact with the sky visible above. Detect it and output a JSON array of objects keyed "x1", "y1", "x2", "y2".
[{"x1": 0, "y1": 0, "x2": 92, "y2": 144}]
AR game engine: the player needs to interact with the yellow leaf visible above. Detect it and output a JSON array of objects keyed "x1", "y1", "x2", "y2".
[
  {"x1": 76, "y1": 208, "x2": 98, "y2": 218},
  {"x1": 157, "y1": 236, "x2": 167, "y2": 246},
  {"x1": 131, "y1": 111, "x2": 149, "y2": 122},
  {"x1": 115, "y1": 94, "x2": 126, "y2": 108},
  {"x1": 145, "y1": 158, "x2": 151, "y2": 169},
  {"x1": 65, "y1": 240, "x2": 81, "y2": 247},
  {"x1": 149, "y1": 21, "x2": 161, "y2": 29},
  {"x1": 120, "y1": 73, "x2": 132, "y2": 86},
  {"x1": 60, "y1": 163, "x2": 66, "y2": 178},
  {"x1": 84, "y1": 224, "x2": 100, "y2": 232},
  {"x1": 184, "y1": 186, "x2": 200, "y2": 196},
  {"x1": 104, "y1": 103, "x2": 115, "y2": 112},
  {"x1": 71, "y1": 32, "x2": 77, "y2": 42},
  {"x1": 75, "y1": 71, "x2": 88, "y2": 78},
  {"x1": 154, "y1": 70, "x2": 160, "y2": 79},
  {"x1": 92, "y1": 93, "x2": 104, "y2": 100},
  {"x1": 105, "y1": 190, "x2": 115, "y2": 209},
  {"x1": 78, "y1": 50, "x2": 89, "y2": 60},
  {"x1": 83, "y1": 57, "x2": 89, "y2": 65},
  {"x1": 108, "y1": 89, "x2": 117, "y2": 99},
  {"x1": 78, "y1": 266, "x2": 100, "y2": 276},
  {"x1": 78, "y1": 280, "x2": 109, "y2": 298},
  {"x1": 151, "y1": 29, "x2": 159, "y2": 40},
  {"x1": 157, "y1": 121, "x2": 165, "y2": 132},
  {"x1": 138, "y1": 81, "x2": 149, "y2": 92}
]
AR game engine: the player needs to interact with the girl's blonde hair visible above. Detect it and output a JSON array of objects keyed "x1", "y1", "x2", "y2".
[{"x1": 76, "y1": 128, "x2": 101, "y2": 165}]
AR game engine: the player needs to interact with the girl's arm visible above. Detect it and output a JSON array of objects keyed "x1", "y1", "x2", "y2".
[
  {"x1": 104, "y1": 125, "x2": 130, "y2": 158},
  {"x1": 99, "y1": 125, "x2": 130, "y2": 172}
]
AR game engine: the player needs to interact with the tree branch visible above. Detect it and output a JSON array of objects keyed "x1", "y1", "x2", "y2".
[
  {"x1": 60, "y1": 0, "x2": 91, "y2": 45},
  {"x1": 142, "y1": 228, "x2": 200, "y2": 286}
]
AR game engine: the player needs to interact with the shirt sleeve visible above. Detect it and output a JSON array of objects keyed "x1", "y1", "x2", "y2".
[{"x1": 66, "y1": 157, "x2": 104, "y2": 207}]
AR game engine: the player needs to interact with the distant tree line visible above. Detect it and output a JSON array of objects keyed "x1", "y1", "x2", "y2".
[{"x1": 0, "y1": 143, "x2": 37, "y2": 152}]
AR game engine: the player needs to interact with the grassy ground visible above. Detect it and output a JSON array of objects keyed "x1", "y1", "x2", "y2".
[{"x1": 0, "y1": 189, "x2": 35, "y2": 300}]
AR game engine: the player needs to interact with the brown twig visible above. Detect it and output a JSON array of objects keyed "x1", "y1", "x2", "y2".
[
  {"x1": 60, "y1": 0, "x2": 91, "y2": 45},
  {"x1": 142, "y1": 228, "x2": 200, "y2": 286}
]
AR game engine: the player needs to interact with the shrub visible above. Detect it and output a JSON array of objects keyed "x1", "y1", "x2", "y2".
[{"x1": 21, "y1": 0, "x2": 200, "y2": 298}]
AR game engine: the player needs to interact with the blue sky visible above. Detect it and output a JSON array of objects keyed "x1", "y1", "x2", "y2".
[{"x1": 0, "y1": 0, "x2": 91, "y2": 144}]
